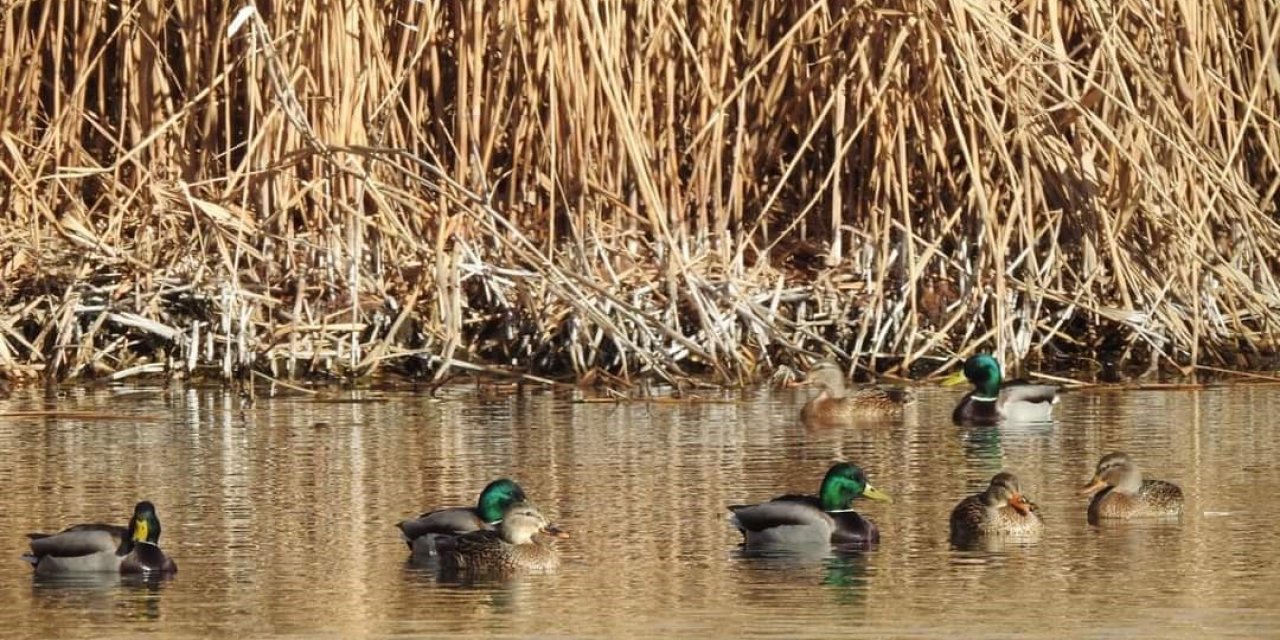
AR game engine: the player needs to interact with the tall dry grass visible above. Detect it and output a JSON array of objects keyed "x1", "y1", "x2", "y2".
[{"x1": 1, "y1": 0, "x2": 1278, "y2": 386}]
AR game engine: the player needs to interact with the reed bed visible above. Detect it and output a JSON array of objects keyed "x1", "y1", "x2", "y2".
[{"x1": 1, "y1": 0, "x2": 1278, "y2": 387}]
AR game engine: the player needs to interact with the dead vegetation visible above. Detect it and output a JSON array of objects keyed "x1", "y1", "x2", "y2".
[{"x1": 0, "y1": 1, "x2": 1278, "y2": 387}]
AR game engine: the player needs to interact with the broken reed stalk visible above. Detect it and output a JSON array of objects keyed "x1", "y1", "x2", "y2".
[{"x1": 0, "y1": 0, "x2": 1278, "y2": 388}]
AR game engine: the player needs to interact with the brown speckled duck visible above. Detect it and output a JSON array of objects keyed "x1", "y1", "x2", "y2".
[
  {"x1": 437, "y1": 501, "x2": 566, "y2": 575},
  {"x1": 22, "y1": 501, "x2": 177, "y2": 576},
  {"x1": 799, "y1": 360, "x2": 915, "y2": 424},
  {"x1": 950, "y1": 472, "x2": 1043, "y2": 542},
  {"x1": 1082, "y1": 452, "x2": 1183, "y2": 523}
]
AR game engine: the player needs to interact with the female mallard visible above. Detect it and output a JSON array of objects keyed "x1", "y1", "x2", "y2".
[
  {"x1": 728, "y1": 462, "x2": 892, "y2": 548},
  {"x1": 799, "y1": 360, "x2": 915, "y2": 424},
  {"x1": 22, "y1": 501, "x2": 177, "y2": 576},
  {"x1": 943, "y1": 354, "x2": 1058, "y2": 425},
  {"x1": 397, "y1": 478, "x2": 527, "y2": 557},
  {"x1": 437, "y1": 501, "x2": 566, "y2": 575},
  {"x1": 949, "y1": 472, "x2": 1043, "y2": 542},
  {"x1": 1081, "y1": 452, "x2": 1183, "y2": 523}
]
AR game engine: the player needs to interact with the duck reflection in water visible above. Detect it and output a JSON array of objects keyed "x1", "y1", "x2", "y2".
[
  {"x1": 732, "y1": 545, "x2": 872, "y2": 606},
  {"x1": 959, "y1": 425, "x2": 1004, "y2": 469},
  {"x1": 30, "y1": 572, "x2": 168, "y2": 621}
]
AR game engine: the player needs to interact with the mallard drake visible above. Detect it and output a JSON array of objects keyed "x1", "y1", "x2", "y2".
[
  {"x1": 22, "y1": 501, "x2": 177, "y2": 576},
  {"x1": 1082, "y1": 452, "x2": 1183, "y2": 523},
  {"x1": 799, "y1": 360, "x2": 915, "y2": 424},
  {"x1": 437, "y1": 501, "x2": 566, "y2": 575},
  {"x1": 728, "y1": 462, "x2": 892, "y2": 548},
  {"x1": 397, "y1": 478, "x2": 527, "y2": 557},
  {"x1": 950, "y1": 472, "x2": 1043, "y2": 541},
  {"x1": 943, "y1": 354, "x2": 1058, "y2": 425}
]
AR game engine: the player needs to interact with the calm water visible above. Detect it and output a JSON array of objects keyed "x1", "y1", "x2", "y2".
[{"x1": 1, "y1": 381, "x2": 1279, "y2": 638}]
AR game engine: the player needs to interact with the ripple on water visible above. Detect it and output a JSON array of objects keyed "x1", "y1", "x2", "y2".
[{"x1": 0, "y1": 383, "x2": 1278, "y2": 637}]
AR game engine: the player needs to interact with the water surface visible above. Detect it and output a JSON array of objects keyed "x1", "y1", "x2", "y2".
[{"x1": 1, "y1": 381, "x2": 1278, "y2": 638}]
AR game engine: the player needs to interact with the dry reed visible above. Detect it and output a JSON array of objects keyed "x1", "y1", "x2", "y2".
[{"x1": 0, "y1": 1, "x2": 1278, "y2": 388}]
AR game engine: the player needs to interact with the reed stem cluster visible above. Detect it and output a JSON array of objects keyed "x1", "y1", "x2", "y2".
[{"x1": 1, "y1": 1, "x2": 1277, "y2": 385}]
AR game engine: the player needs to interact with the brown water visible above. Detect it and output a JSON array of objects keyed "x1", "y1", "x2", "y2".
[{"x1": 1, "y1": 381, "x2": 1278, "y2": 638}]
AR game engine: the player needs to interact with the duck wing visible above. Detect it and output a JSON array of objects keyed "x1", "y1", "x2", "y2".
[
  {"x1": 1139, "y1": 479, "x2": 1184, "y2": 513},
  {"x1": 996, "y1": 382, "x2": 1059, "y2": 422},
  {"x1": 849, "y1": 387, "x2": 916, "y2": 416},
  {"x1": 727, "y1": 495, "x2": 827, "y2": 532},
  {"x1": 999, "y1": 381, "x2": 1059, "y2": 405},
  {"x1": 26, "y1": 524, "x2": 126, "y2": 560},
  {"x1": 396, "y1": 507, "x2": 488, "y2": 543},
  {"x1": 437, "y1": 528, "x2": 506, "y2": 569},
  {"x1": 949, "y1": 494, "x2": 987, "y2": 535},
  {"x1": 857, "y1": 387, "x2": 916, "y2": 405}
]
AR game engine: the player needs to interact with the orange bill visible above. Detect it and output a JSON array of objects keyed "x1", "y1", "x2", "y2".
[
  {"x1": 1008, "y1": 493, "x2": 1031, "y2": 515},
  {"x1": 1080, "y1": 475, "x2": 1109, "y2": 496}
]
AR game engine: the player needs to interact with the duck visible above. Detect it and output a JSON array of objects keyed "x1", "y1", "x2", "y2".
[
  {"x1": 22, "y1": 501, "x2": 177, "y2": 576},
  {"x1": 728, "y1": 462, "x2": 892, "y2": 548},
  {"x1": 799, "y1": 360, "x2": 915, "y2": 424},
  {"x1": 437, "y1": 501, "x2": 566, "y2": 575},
  {"x1": 949, "y1": 472, "x2": 1043, "y2": 542},
  {"x1": 1081, "y1": 452, "x2": 1183, "y2": 523},
  {"x1": 943, "y1": 354, "x2": 1059, "y2": 425},
  {"x1": 397, "y1": 478, "x2": 527, "y2": 557}
]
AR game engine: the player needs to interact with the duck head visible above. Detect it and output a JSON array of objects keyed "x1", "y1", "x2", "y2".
[
  {"x1": 943, "y1": 354, "x2": 1003, "y2": 398},
  {"x1": 1081, "y1": 452, "x2": 1143, "y2": 496},
  {"x1": 801, "y1": 360, "x2": 848, "y2": 398},
  {"x1": 477, "y1": 478, "x2": 528, "y2": 524},
  {"x1": 498, "y1": 502, "x2": 566, "y2": 544},
  {"x1": 819, "y1": 462, "x2": 892, "y2": 511},
  {"x1": 128, "y1": 501, "x2": 164, "y2": 547},
  {"x1": 983, "y1": 472, "x2": 1033, "y2": 515}
]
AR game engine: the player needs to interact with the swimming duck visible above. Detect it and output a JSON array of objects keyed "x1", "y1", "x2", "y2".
[
  {"x1": 1081, "y1": 452, "x2": 1183, "y2": 523},
  {"x1": 397, "y1": 478, "x2": 527, "y2": 557},
  {"x1": 943, "y1": 354, "x2": 1058, "y2": 424},
  {"x1": 22, "y1": 501, "x2": 177, "y2": 576},
  {"x1": 437, "y1": 501, "x2": 566, "y2": 575},
  {"x1": 949, "y1": 472, "x2": 1043, "y2": 541},
  {"x1": 728, "y1": 462, "x2": 892, "y2": 548},
  {"x1": 799, "y1": 360, "x2": 916, "y2": 424}
]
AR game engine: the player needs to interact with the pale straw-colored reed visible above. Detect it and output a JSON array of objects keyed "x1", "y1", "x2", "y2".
[{"x1": 0, "y1": 1, "x2": 1277, "y2": 388}]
